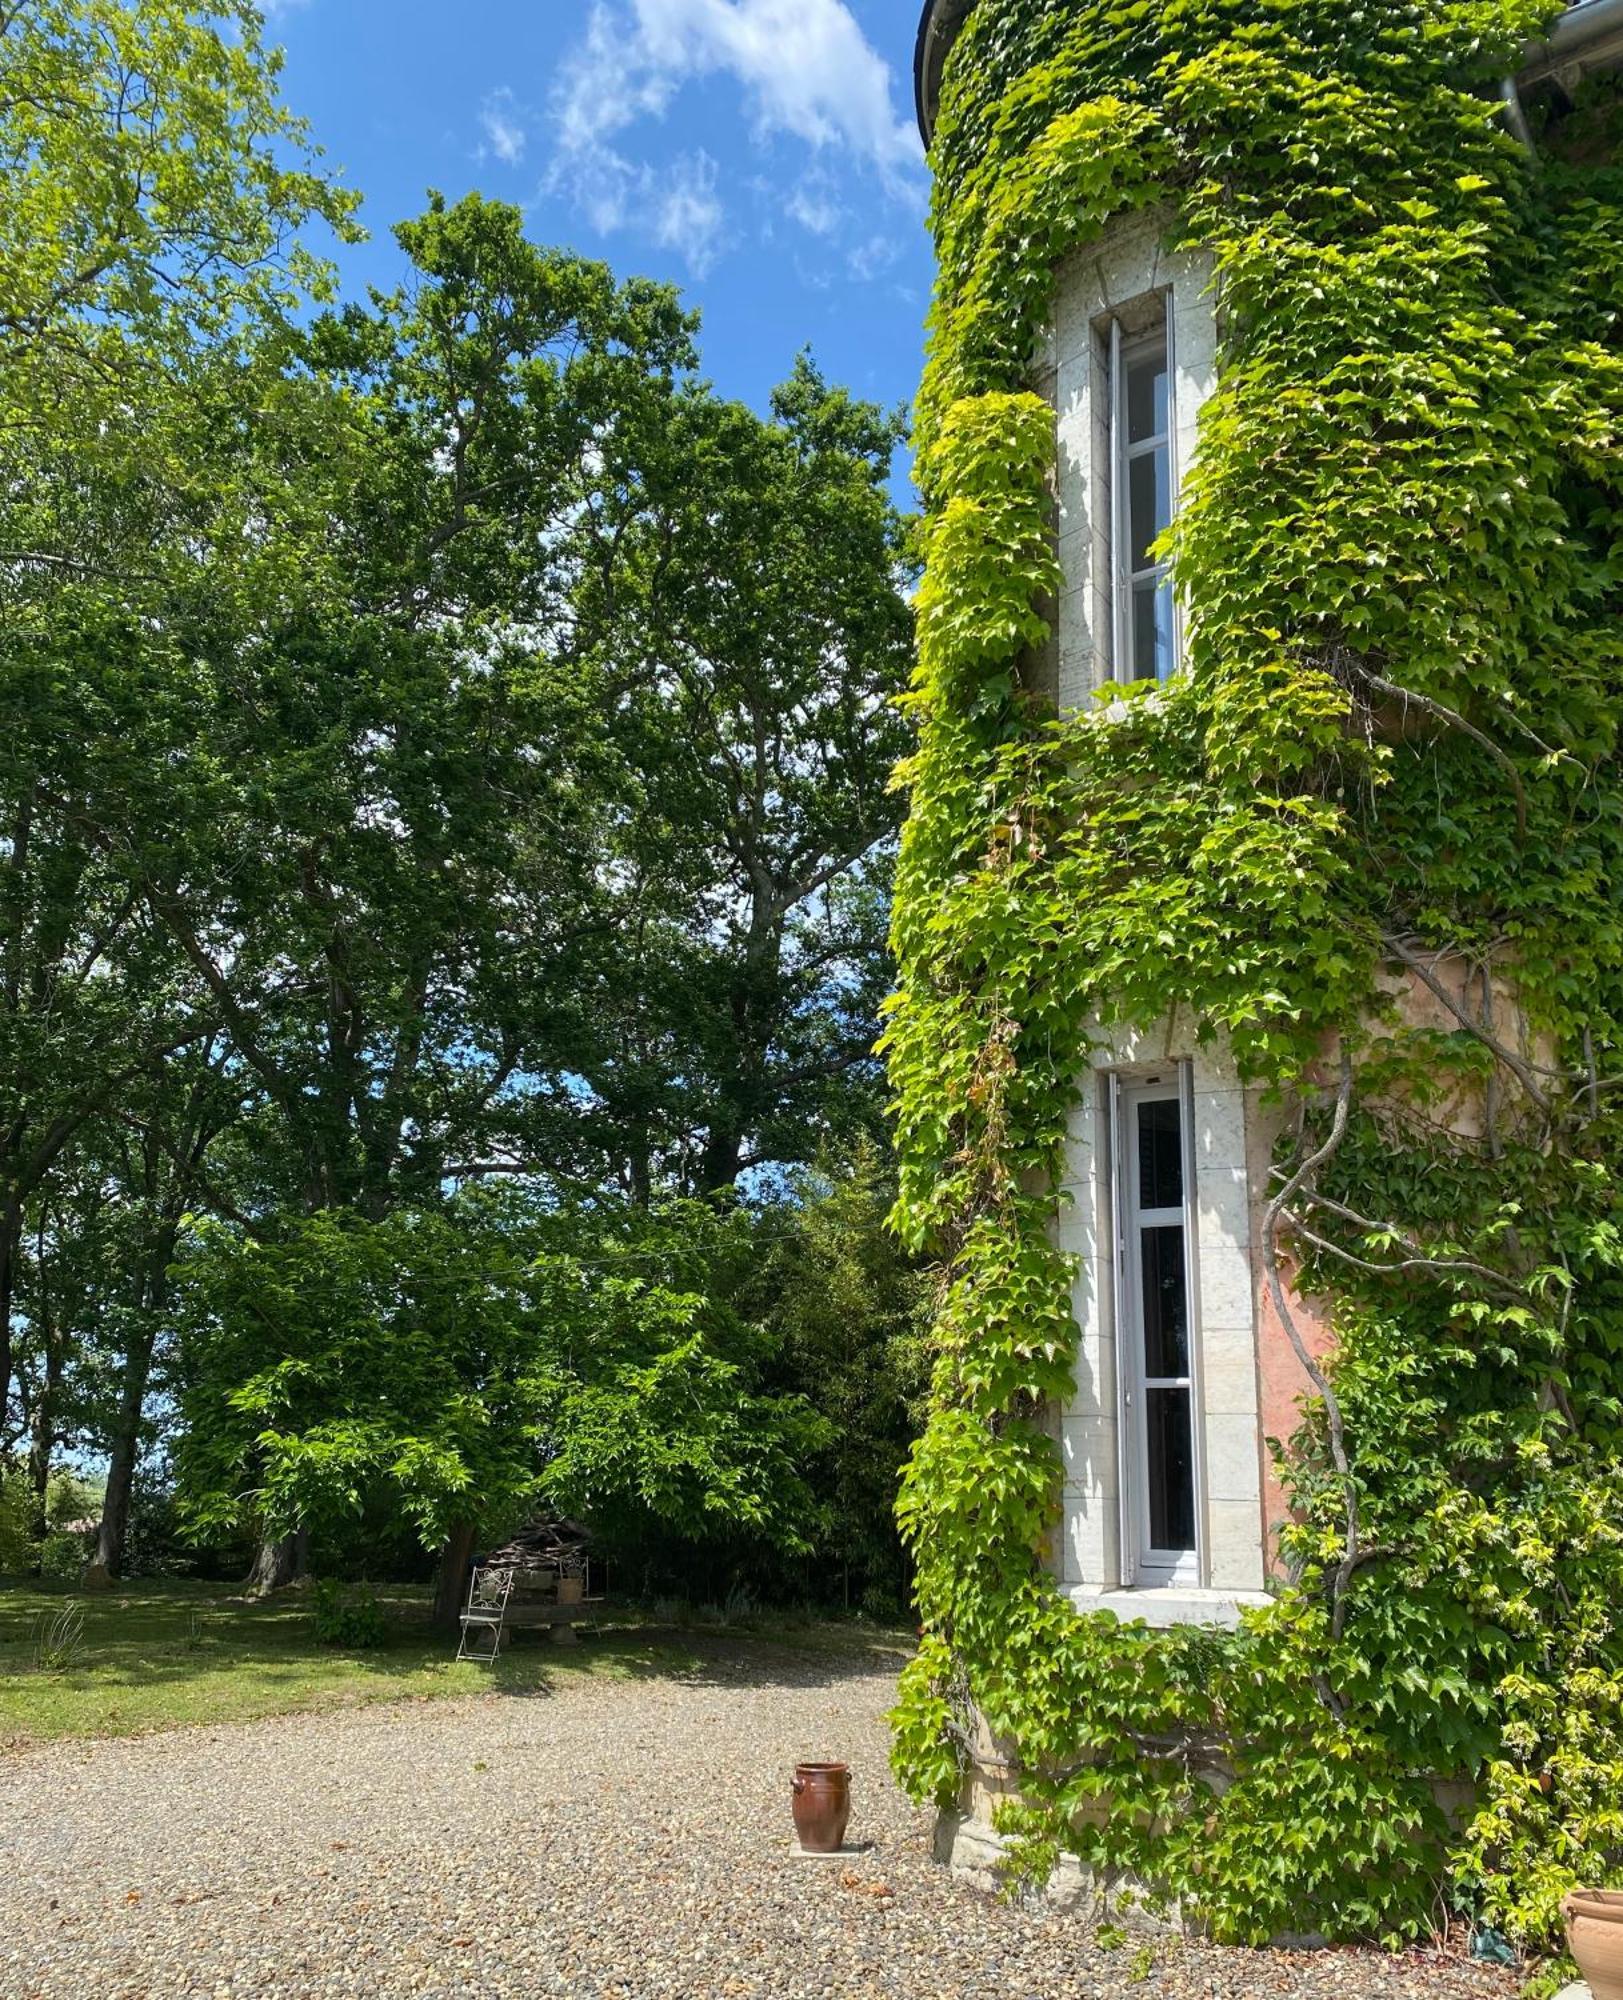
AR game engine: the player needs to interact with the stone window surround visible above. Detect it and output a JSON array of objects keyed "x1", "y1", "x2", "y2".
[
  {"x1": 1047, "y1": 210, "x2": 1218, "y2": 714},
  {"x1": 1043, "y1": 217, "x2": 1268, "y2": 1627},
  {"x1": 1056, "y1": 1026, "x2": 1271, "y2": 1625}
]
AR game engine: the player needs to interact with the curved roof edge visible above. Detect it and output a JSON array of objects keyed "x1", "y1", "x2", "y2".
[{"x1": 914, "y1": 0, "x2": 1623, "y2": 147}]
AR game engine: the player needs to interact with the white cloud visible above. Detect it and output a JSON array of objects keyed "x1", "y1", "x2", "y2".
[
  {"x1": 551, "y1": 3, "x2": 677, "y2": 165},
  {"x1": 479, "y1": 88, "x2": 529, "y2": 167},
  {"x1": 615, "y1": 0, "x2": 921, "y2": 183},
  {"x1": 542, "y1": 0, "x2": 922, "y2": 272},
  {"x1": 847, "y1": 231, "x2": 900, "y2": 281},
  {"x1": 652, "y1": 151, "x2": 727, "y2": 273},
  {"x1": 786, "y1": 176, "x2": 842, "y2": 238}
]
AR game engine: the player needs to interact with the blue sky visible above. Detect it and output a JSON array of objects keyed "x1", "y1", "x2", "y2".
[{"x1": 264, "y1": 0, "x2": 935, "y2": 445}]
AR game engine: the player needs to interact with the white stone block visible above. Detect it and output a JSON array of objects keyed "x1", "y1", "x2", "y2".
[
  {"x1": 1192, "y1": 1031, "x2": 1241, "y2": 1085},
  {"x1": 1061, "y1": 1414, "x2": 1117, "y2": 1488},
  {"x1": 1056, "y1": 528, "x2": 1090, "y2": 587},
  {"x1": 1173, "y1": 298, "x2": 1217, "y2": 365},
  {"x1": 1192, "y1": 1087, "x2": 1247, "y2": 1173},
  {"x1": 1199, "y1": 1335, "x2": 1260, "y2": 1418},
  {"x1": 1203, "y1": 1412, "x2": 1263, "y2": 1505},
  {"x1": 1197, "y1": 1241, "x2": 1254, "y2": 1332},
  {"x1": 1064, "y1": 1243, "x2": 1103, "y2": 1321},
  {"x1": 1056, "y1": 1192, "x2": 1099, "y2": 1251},
  {"x1": 1068, "y1": 1330, "x2": 1117, "y2": 1419},
  {"x1": 1064, "y1": 1087, "x2": 1101, "y2": 1149},
  {"x1": 1195, "y1": 1165, "x2": 1250, "y2": 1255},
  {"x1": 1059, "y1": 1496, "x2": 1111, "y2": 1586},
  {"x1": 1069, "y1": 1583, "x2": 1270, "y2": 1632},
  {"x1": 1206, "y1": 1497, "x2": 1267, "y2": 1592}
]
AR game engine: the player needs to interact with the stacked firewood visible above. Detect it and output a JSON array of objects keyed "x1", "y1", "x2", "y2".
[{"x1": 480, "y1": 1517, "x2": 590, "y2": 1580}]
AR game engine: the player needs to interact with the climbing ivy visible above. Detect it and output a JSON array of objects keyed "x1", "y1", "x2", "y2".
[{"x1": 887, "y1": 0, "x2": 1623, "y2": 1971}]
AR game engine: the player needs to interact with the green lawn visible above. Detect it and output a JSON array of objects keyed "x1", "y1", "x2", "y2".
[{"x1": 0, "y1": 1577, "x2": 908, "y2": 1751}]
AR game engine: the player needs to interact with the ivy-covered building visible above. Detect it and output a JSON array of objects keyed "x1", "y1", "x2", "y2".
[{"x1": 889, "y1": 0, "x2": 1623, "y2": 1956}]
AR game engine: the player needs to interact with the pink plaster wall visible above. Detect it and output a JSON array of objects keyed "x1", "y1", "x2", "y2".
[
  {"x1": 1239, "y1": 957, "x2": 1543, "y2": 1574},
  {"x1": 1244, "y1": 1086, "x2": 1335, "y2": 1576}
]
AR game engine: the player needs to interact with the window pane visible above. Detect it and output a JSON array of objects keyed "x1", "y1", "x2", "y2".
[
  {"x1": 1146, "y1": 1387, "x2": 1196, "y2": 1552},
  {"x1": 1139, "y1": 1225, "x2": 1189, "y2": 1377},
  {"x1": 1128, "y1": 447, "x2": 1170, "y2": 570},
  {"x1": 1131, "y1": 579, "x2": 1174, "y2": 682},
  {"x1": 1137, "y1": 1098, "x2": 1182, "y2": 1209},
  {"x1": 1126, "y1": 348, "x2": 1168, "y2": 444}
]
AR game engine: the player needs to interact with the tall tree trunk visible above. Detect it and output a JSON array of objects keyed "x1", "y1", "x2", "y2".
[
  {"x1": 0, "y1": 1194, "x2": 20, "y2": 1445},
  {"x1": 432, "y1": 1520, "x2": 479, "y2": 1630},
  {"x1": 25, "y1": 1247, "x2": 64, "y2": 1565},
  {"x1": 244, "y1": 1526, "x2": 307, "y2": 1597},
  {"x1": 26, "y1": 1389, "x2": 54, "y2": 1554},
  {"x1": 85, "y1": 1331, "x2": 158, "y2": 1586},
  {"x1": 86, "y1": 1228, "x2": 177, "y2": 1587},
  {"x1": 700, "y1": 1126, "x2": 742, "y2": 1194}
]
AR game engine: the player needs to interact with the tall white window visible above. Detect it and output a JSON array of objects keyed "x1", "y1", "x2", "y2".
[
  {"x1": 1109, "y1": 305, "x2": 1176, "y2": 683},
  {"x1": 1112, "y1": 1074, "x2": 1201, "y2": 1585}
]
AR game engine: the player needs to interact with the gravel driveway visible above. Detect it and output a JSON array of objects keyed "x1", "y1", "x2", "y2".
[{"x1": 0, "y1": 1632, "x2": 1520, "y2": 1999}]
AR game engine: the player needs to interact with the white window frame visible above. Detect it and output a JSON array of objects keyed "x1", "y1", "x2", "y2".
[
  {"x1": 1109, "y1": 1067, "x2": 1206, "y2": 1588},
  {"x1": 1108, "y1": 297, "x2": 1180, "y2": 684}
]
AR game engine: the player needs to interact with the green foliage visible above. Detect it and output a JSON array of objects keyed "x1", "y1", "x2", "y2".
[
  {"x1": 173, "y1": 1193, "x2": 830, "y2": 1561},
  {"x1": 0, "y1": 1461, "x2": 33, "y2": 1574},
  {"x1": 542, "y1": 1145, "x2": 929, "y2": 1612},
  {"x1": 308, "y1": 1579, "x2": 387, "y2": 1651},
  {"x1": 745, "y1": 1140, "x2": 932, "y2": 1610},
  {"x1": 888, "y1": 0, "x2": 1623, "y2": 1965},
  {"x1": 35, "y1": 1530, "x2": 88, "y2": 1580},
  {"x1": 570, "y1": 352, "x2": 915, "y2": 1197},
  {"x1": 0, "y1": 7, "x2": 912, "y2": 1607},
  {"x1": 0, "y1": 1458, "x2": 102, "y2": 1577}
]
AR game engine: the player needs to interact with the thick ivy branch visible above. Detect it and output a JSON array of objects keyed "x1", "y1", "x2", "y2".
[
  {"x1": 1262, "y1": 1052, "x2": 1360, "y2": 1647},
  {"x1": 1336, "y1": 656, "x2": 1531, "y2": 841},
  {"x1": 1383, "y1": 934, "x2": 1557, "y2": 1120},
  {"x1": 888, "y1": 0, "x2": 1623, "y2": 1968}
]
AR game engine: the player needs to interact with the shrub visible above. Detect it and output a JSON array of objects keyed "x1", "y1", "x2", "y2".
[
  {"x1": 37, "y1": 1530, "x2": 91, "y2": 1580},
  {"x1": 309, "y1": 1579, "x2": 388, "y2": 1649}
]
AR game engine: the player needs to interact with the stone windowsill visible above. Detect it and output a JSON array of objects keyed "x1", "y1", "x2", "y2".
[{"x1": 1067, "y1": 1583, "x2": 1273, "y2": 1630}]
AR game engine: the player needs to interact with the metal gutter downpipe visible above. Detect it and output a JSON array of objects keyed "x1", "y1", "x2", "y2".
[{"x1": 1499, "y1": 75, "x2": 1536, "y2": 152}]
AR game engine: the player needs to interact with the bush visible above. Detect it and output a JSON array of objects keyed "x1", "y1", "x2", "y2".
[
  {"x1": 0, "y1": 1458, "x2": 33, "y2": 1573},
  {"x1": 309, "y1": 1579, "x2": 388, "y2": 1649},
  {"x1": 37, "y1": 1529, "x2": 91, "y2": 1579}
]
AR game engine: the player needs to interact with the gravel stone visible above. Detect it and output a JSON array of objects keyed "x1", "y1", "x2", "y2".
[{"x1": 0, "y1": 1634, "x2": 1521, "y2": 1998}]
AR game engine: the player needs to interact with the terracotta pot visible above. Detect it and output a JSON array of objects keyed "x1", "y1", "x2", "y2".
[
  {"x1": 791, "y1": 1761, "x2": 851, "y2": 1853},
  {"x1": 1565, "y1": 1888, "x2": 1623, "y2": 2000}
]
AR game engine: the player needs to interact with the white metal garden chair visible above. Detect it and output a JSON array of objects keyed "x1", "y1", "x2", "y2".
[{"x1": 455, "y1": 1563, "x2": 514, "y2": 1664}]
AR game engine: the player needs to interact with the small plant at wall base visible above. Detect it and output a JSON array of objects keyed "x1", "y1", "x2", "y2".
[{"x1": 886, "y1": 0, "x2": 1623, "y2": 1974}]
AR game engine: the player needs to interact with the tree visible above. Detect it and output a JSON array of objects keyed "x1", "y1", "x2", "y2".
[
  {"x1": 0, "y1": 0, "x2": 354, "y2": 1437},
  {"x1": 101, "y1": 196, "x2": 696, "y2": 1227},
  {"x1": 173, "y1": 1192, "x2": 829, "y2": 1617},
  {"x1": 0, "y1": 8, "x2": 918, "y2": 1602},
  {"x1": 572, "y1": 358, "x2": 915, "y2": 1197},
  {"x1": 747, "y1": 1141, "x2": 930, "y2": 1611}
]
